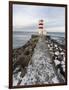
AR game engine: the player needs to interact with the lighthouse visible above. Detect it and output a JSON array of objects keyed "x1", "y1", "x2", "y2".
[
  {"x1": 38, "y1": 20, "x2": 43, "y2": 36},
  {"x1": 38, "y1": 20, "x2": 47, "y2": 36}
]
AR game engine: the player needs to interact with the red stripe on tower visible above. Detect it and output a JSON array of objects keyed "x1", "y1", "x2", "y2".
[{"x1": 38, "y1": 27, "x2": 43, "y2": 29}]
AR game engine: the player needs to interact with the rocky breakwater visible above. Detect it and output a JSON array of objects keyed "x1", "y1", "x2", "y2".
[
  {"x1": 13, "y1": 35, "x2": 66, "y2": 86},
  {"x1": 46, "y1": 36, "x2": 65, "y2": 82},
  {"x1": 13, "y1": 35, "x2": 39, "y2": 86},
  {"x1": 19, "y1": 36, "x2": 62, "y2": 85}
]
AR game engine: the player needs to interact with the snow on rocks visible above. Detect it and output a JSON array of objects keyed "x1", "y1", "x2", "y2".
[
  {"x1": 54, "y1": 44, "x2": 57, "y2": 48},
  {"x1": 48, "y1": 44, "x2": 50, "y2": 48},
  {"x1": 13, "y1": 76, "x2": 19, "y2": 86},
  {"x1": 13, "y1": 71, "x2": 22, "y2": 86},
  {"x1": 61, "y1": 64, "x2": 65, "y2": 72},
  {"x1": 60, "y1": 51, "x2": 64, "y2": 55},
  {"x1": 54, "y1": 51, "x2": 60, "y2": 56},
  {"x1": 54, "y1": 59, "x2": 61, "y2": 66},
  {"x1": 61, "y1": 61, "x2": 65, "y2": 65},
  {"x1": 52, "y1": 76, "x2": 59, "y2": 83}
]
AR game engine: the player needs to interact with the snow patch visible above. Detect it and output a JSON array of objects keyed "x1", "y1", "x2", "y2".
[{"x1": 54, "y1": 59, "x2": 60, "y2": 66}]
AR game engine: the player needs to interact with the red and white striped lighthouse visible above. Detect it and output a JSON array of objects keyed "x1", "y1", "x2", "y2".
[
  {"x1": 38, "y1": 20, "x2": 47, "y2": 36},
  {"x1": 38, "y1": 20, "x2": 44, "y2": 29},
  {"x1": 38, "y1": 20, "x2": 44, "y2": 35}
]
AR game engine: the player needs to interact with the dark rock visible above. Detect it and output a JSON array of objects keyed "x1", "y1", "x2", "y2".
[
  {"x1": 13, "y1": 54, "x2": 31, "y2": 69},
  {"x1": 57, "y1": 55, "x2": 63, "y2": 61},
  {"x1": 56, "y1": 64, "x2": 65, "y2": 77}
]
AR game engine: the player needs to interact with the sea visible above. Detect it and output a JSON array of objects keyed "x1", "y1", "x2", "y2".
[{"x1": 13, "y1": 31, "x2": 65, "y2": 49}]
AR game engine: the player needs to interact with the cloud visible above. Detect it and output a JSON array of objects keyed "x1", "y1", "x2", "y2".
[
  {"x1": 13, "y1": 4, "x2": 65, "y2": 32},
  {"x1": 46, "y1": 26, "x2": 65, "y2": 32}
]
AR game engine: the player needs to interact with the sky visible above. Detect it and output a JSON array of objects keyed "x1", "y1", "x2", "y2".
[{"x1": 13, "y1": 4, "x2": 65, "y2": 32}]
